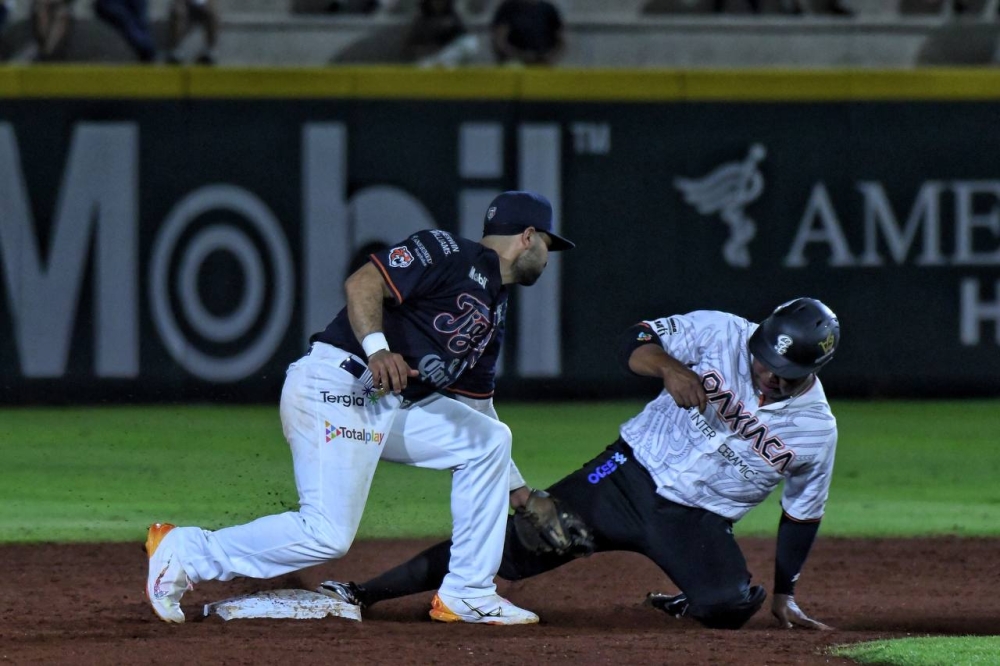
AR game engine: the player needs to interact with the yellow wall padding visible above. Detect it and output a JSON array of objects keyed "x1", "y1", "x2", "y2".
[{"x1": 2, "y1": 66, "x2": 1000, "y2": 101}]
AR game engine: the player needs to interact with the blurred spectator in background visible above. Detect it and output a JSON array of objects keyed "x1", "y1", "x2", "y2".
[
  {"x1": 811, "y1": 0, "x2": 854, "y2": 14},
  {"x1": 325, "y1": 0, "x2": 380, "y2": 11},
  {"x1": 93, "y1": 0, "x2": 155, "y2": 61},
  {"x1": 167, "y1": 0, "x2": 219, "y2": 64},
  {"x1": 944, "y1": 0, "x2": 996, "y2": 14},
  {"x1": 714, "y1": 0, "x2": 760, "y2": 12},
  {"x1": 0, "y1": 0, "x2": 11, "y2": 33},
  {"x1": 491, "y1": 0, "x2": 564, "y2": 66},
  {"x1": 403, "y1": 0, "x2": 477, "y2": 67},
  {"x1": 32, "y1": 0, "x2": 74, "y2": 61},
  {"x1": 713, "y1": 0, "x2": 853, "y2": 15}
]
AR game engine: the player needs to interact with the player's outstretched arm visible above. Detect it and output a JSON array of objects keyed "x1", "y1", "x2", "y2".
[
  {"x1": 772, "y1": 512, "x2": 832, "y2": 630},
  {"x1": 771, "y1": 594, "x2": 832, "y2": 631}
]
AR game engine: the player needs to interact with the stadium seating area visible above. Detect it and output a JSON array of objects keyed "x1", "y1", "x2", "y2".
[{"x1": 0, "y1": 0, "x2": 998, "y2": 66}]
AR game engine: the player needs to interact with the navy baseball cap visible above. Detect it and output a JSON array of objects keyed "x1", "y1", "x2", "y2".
[{"x1": 482, "y1": 191, "x2": 575, "y2": 251}]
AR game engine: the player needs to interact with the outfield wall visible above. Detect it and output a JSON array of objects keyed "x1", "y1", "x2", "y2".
[{"x1": 1, "y1": 67, "x2": 999, "y2": 403}]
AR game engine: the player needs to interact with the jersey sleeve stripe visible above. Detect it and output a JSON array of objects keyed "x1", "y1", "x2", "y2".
[{"x1": 370, "y1": 255, "x2": 404, "y2": 304}]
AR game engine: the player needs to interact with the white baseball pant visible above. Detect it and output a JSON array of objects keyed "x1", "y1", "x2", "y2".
[{"x1": 168, "y1": 342, "x2": 512, "y2": 600}]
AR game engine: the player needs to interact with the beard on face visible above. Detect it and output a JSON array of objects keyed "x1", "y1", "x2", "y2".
[
  {"x1": 513, "y1": 266, "x2": 541, "y2": 286},
  {"x1": 511, "y1": 250, "x2": 545, "y2": 286}
]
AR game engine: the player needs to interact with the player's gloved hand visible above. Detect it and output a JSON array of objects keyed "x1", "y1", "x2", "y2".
[
  {"x1": 513, "y1": 489, "x2": 595, "y2": 557},
  {"x1": 771, "y1": 593, "x2": 833, "y2": 630},
  {"x1": 661, "y1": 362, "x2": 707, "y2": 413},
  {"x1": 367, "y1": 350, "x2": 418, "y2": 395}
]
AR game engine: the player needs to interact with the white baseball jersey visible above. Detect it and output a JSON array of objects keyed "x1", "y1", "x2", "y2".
[{"x1": 620, "y1": 310, "x2": 837, "y2": 522}]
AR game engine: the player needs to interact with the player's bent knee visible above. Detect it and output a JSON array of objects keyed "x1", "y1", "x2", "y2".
[
  {"x1": 492, "y1": 421, "x2": 513, "y2": 452},
  {"x1": 453, "y1": 419, "x2": 511, "y2": 468},
  {"x1": 475, "y1": 420, "x2": 512, "y2": 459},
  {"x1": 688, "y1": 585, "x2": 766, "y2": 630},
  {"x1": 315, "y1": 534, "x2": 351, "y2": 559},
  {"x1": 301, "y1": 513, "x2": 353, "y2": 559}
]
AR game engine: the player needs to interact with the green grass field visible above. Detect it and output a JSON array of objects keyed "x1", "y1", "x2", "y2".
[
  {"x1": 2, "y1": 399, "x2": 997, "y2": 664},
  {"x1": 831, "y1": 637, "x2": 1000, "y2": 666},
  {"x1": 1, "y1": 399, "x2": 998, "y2": 543}
]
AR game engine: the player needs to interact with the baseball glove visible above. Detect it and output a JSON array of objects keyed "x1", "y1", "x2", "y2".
[{"x1": 512, "y1": 489, "x2": 595, "y2": 557}]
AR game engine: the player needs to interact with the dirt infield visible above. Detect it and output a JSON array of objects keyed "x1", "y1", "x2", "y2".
[{"x1": 2, "y1": 537, "x2": 997, "y2": 665}]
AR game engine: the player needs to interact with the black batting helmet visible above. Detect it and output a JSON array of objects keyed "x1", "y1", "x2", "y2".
[{"x1": 749, "y1": 298, "x2": 840, "y2": 379}]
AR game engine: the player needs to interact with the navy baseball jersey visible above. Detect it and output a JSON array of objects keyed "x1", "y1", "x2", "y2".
[{"x1": 312, "y1": 230, "x2": 508, "y2": 401}]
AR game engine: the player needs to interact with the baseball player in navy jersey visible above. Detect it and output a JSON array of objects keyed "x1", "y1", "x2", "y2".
[
  {"x1": 318, "y1": 298, "x2": 841, "y2": 631},
  {"x1": 144, "y1": 190, "x2": 574, "y2": 625}
]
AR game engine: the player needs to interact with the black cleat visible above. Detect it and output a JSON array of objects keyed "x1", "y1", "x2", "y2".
[
  {"x1": 317, "y1": 580, "x2": 366, "y2": 609},
  {"x1": 645, "y1": 591, "x2": 690, "y2": 618}
]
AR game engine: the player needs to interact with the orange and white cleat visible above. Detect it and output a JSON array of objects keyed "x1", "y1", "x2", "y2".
[
  {"x1": 144, "y1": 522, "x2": 191, "y2": 623},
  {"x1": 429, "y1": 592, "x2": 538, "y2": 625}
]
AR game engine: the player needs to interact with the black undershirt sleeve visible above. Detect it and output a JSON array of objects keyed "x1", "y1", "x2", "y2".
[
  {"x1": 356, "y1": 539, "x2": 452, "y2": 607},
  {"x1": 774, "y1": 512, "x2": 821, "y2": 595},
  {"x1": 617, "y1": 323, "x2": 662, "y2": 374}
]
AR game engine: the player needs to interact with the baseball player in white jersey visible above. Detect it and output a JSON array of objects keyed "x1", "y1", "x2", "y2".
[
  {"x1": 317, "y1": 297, "x2": 841, "y2": 631},
  {"x1": 143, "y1": 191, "x2": 575, "y2": 625}
]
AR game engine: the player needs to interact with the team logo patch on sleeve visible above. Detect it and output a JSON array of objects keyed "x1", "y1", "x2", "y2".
[
  {"x1": 653, "y1": 318, "x2": 679, "y2": 337},
  {"x1": 388, "y1": 246, "x2": 414, "y2": 268},
  {"x1": 637, "y1": 332, "x2": 652, "y2": 342}
]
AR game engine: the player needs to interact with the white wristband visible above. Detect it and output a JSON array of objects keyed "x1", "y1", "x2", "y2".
[{"x1": 361, "y1": 332, "x2": 390, "y2": 358}]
